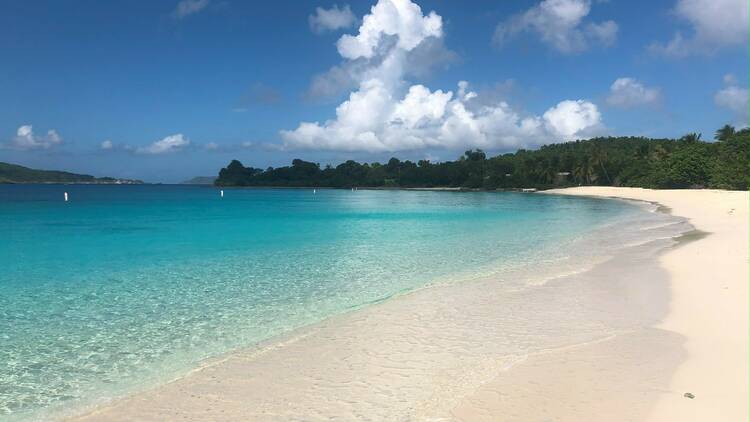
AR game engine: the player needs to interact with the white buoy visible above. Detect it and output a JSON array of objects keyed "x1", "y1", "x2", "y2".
[
  {"x1": 220, "y1": 190, "x2": 224, "y2": 198},
  {"x1": 313, "y1": 189, "x2": 316, "y2": 194},
  {"x1": 64, "y1": 192, "x2": 69, "y2": 202}
]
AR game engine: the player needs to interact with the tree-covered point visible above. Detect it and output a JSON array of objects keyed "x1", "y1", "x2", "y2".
[
  {"x1": 216, "y1": 127, "x2": 749, "y2": 191},
  {"x1": 0, "y1": 162, "x2": 144, "y2": 184}
]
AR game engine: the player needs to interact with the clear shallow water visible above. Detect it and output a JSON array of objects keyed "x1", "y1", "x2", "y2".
[{"x1": 0, "y1": 185, "x2": 648, "y2": 420}]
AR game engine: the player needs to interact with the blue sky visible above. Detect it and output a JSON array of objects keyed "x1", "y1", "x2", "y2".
[{"x1": 1, "y1": 0, "x2": 747, "y2": 182}]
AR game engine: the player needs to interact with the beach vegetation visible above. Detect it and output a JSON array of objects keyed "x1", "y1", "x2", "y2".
[{"x1": 216, "y1": 126, "x2": 749, "y2": 191}]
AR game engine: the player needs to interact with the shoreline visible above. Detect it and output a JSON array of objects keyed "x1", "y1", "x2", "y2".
[
  {"x1": 540, "y1": 187, "x2": 749, "y2": 421},
  {"x1": 65, "y1": 187, "x2": 747, "y2": 421}
]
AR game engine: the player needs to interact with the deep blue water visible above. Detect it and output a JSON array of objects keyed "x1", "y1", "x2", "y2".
[{"x1": 0, "y1": 185, "x2": 643, "y2": 419}]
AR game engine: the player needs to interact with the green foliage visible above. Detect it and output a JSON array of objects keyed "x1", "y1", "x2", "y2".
[
  {"x1": 0, "y1": 162, "x2": 95, "y2": 183},
  {"x1": 215, "y1": 127, "x2": 749, "y2": 191},
  {"x1": 710, "y1": 129, "x2": 749, "y2": 189},
  {"x1": 715, "y1": 124, "x2": 736, "y2": 141}
]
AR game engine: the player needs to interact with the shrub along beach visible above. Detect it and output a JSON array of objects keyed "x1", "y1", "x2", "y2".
[{"x1": 216, "y1": 127, "x2": 748, "y2": 191}]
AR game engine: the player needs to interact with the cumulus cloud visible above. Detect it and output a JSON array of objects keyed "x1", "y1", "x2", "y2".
[
  {"x1": 7, "y1": 125, "x2": 63, "y2": 150},
  {"x1": 335, "y1": 0, "x2": 442, "y2": 60},
  {"x1": 309, "y1": 4, "x2": 357, "y2": 33},
  {"x1": 714, "y1": 74, "x2": 748, "y2": 122},
  {"x1": 172, "y1": 0, "x2": 210, "y2": 19},
  {"x1": 305, "y1": 35, "x2": 456, "y2": 101},
  {"x1": 302, "y1": 0, "x2": 457, "y2": 102},
  {"x1": 542, "y1": 100, "x2": 603, "y2": 139},
  {"x1": 649, "y1": 0, "x2": 749, "y2": 57},
  {"x1": 282, "y1": 0, "x2": 605, "y2": 152},
  {"x1": 136, "y1": 134, "x2": 190, "y2": 154},
  {"x1": 606, "y1": 77, "x2": 661, "y2": 108},
  {"x1": 493, "y1": 0, "x2": 618, "y2": 54},
  {"x1": 100, "y1": 140, "x2": 114, "y2": 150}
]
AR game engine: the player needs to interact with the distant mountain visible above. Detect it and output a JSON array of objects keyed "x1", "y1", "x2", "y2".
[
  {"x1": 0, "y1": 162, "x2": 143, "y2": 184},
  {"x1": 181, "y1": 176, "x2": 216, "y2": 185}
]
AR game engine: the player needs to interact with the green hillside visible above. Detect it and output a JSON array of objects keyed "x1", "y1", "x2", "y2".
[{"x1": 0, "y1": 162, "x2": 143, "y2": 184}]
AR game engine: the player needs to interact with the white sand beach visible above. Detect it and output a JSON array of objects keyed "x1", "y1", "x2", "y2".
[
  {"x1": 70, "y1": 187, "x2": 748, "y2": 421},
  {"x1": 538, "y1": 187, "x2": 749, "y2": 421}
]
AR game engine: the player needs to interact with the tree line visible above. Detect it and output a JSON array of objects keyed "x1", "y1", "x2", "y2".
[{"x1": 216, "y1": 125, "x2": 748, "y2": 190}]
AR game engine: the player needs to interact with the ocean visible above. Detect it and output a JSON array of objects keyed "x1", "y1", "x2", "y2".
[{"x1": 0, "y1": 185, "x2": 687, "y2": 420}]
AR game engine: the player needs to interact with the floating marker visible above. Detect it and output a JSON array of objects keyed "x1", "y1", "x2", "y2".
[
  {"x1": 220, "y1": 190, "x2": 224, "y2": 198},
  {"x1": 64, "y1": 192, "x2": 69, "y2": 202},
  {"x1": 313, "y1": 189, "x2": 316, "y2": 194}
]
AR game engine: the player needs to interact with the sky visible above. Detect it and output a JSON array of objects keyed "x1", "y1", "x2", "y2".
[{"x1": 0, "y1": 0, "x2": 747, "y2": 182}]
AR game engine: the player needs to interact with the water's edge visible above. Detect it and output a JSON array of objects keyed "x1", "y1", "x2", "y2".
[{"x1": 63, "y1": 195, "x2": 694, "y2": 421}]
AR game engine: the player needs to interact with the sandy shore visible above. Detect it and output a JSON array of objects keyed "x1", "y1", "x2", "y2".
[
  {"x1": 538, "y1": 187, "x2": 749, "y2": 421},
  {"x1": 70, "y1": 187, "x2": 748, "y2": 421}
]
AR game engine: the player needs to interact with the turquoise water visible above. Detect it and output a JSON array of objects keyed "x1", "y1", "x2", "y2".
[{"x1": 0, "y1": 185, "x2": 643, "y2": 419}]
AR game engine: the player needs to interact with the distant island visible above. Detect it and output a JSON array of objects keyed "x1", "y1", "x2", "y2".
[
  {"x1": 216, "y1": 125, "x2": 748, "y2": 191},
  {"x1": 181, "y1": 176, "x2": 217, "y2": 185},
  {"x1": 0, "y1": 162, "x2": 144, "y2": 184}
]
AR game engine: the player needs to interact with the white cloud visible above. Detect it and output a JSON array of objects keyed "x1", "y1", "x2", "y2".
[
  {"x1": 650, "y1": 0, "x2": 749, "y2": 57},
  {"x1": 100, "y1": 140, "x2": 114, "y2": 150},
  {"x1": 585, "y1": 20, "x2": 618, "y2": 46},
  {"x1": 542, "y1": 100, "x2": 603, "y2": 138},
  {"x1": 136, "y1": 134, "x2": 190, "y2": 154},
  {"x1": 606, "y1": 77, "x2": 661, "y2": 108},
  {"x1": 8, "y1": 125, "x2": 63, "y2": 150},
  {"x1": 335, "y1": 0, "x2": 442, "y2": 60},
  {"x1": 309, "y1": 4, "x2": 357, "y2": 33},
  {"x1": 493, "y1": 0, "x2": 618, "y2": 54},
  {"x1": 715, "y1": 74, "x2": 748, "y2": 121},
  {"x1": 305, "y1": 36, "x2": 456, "y2": 101},
  {"x1": 715, "y1": 86, "x2": 748, "y2": 113},
  {"x1": 172, "y1": 0, "x2": 210, "y2": 19},
  {"x1": 282, "y1": 0, "x2": 605, "y2": 153},
  {"x1": 303, "y1": 0, "x2": 456, "y2": 101}
]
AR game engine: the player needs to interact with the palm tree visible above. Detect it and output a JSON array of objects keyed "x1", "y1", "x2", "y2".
[
  {"x1": 573, "y1": 159, "x2": 596, "y2": 185},
  {"x1": 715, "y1": 124, "x2": 735, "y2": 141},
  {"x1": 589, "y1": 143, "x2": 611, "y2": 184},
  {"x1": 680, "y1": 132, "x2": 702, "y2": 143},
  {"x1": 536, "y1": 159, "x2": 556, "y2": 184}
]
